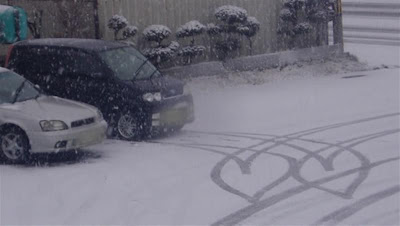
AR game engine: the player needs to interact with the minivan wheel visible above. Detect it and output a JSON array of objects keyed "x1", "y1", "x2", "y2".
[
  {"x1": 117, "y1": 113, "x2": 142, "y2": 141},
  {"x1": 0, "y1": 127, "x2": 30, "y2": 164}
]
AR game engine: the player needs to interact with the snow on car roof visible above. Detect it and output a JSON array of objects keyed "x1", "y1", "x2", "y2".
[
  {"x1": 0, "y1": 5, "x2": 12, "y2": 14},
  {"x1": 15, "y1": 38, "x2": 128, "y2": 52},
  {"x1": 0, "y1": 67, "x2": 9, "y2": 73}
]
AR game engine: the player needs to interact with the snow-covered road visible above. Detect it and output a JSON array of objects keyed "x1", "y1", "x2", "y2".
[{"x1": 1, "y1": 65, "x2": 399, "y2": 225}]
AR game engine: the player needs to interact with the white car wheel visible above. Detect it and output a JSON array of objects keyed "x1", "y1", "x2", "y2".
[{"x1": 0, "y1": 127, "x2": 30, "y2": 164}]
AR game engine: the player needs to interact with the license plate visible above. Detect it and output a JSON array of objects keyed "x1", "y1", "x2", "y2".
[
  {"x1": 73, "y1": 132, "x2": 102, "y2": 146},
  {"x1": 161, "y1": 109, "x2": 186, "y2": 125}
]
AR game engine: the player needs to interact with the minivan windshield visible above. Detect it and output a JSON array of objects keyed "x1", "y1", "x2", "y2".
[
  {"x1": 0, "y1": 71, "x2": 40, "y2": 104},
  {"x1": 99, "y1": 47, "x2": 161, "y2": 81}
]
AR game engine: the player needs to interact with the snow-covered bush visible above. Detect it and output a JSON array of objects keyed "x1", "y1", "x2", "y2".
[
  {"x1": 176, "y1": 21, "x2": 206, "y2": 64},
  {"x1": 208, "y1": 5, "x2": 260, "y2": 59},
  {"x1": 215, "y1": 38, "x2": 241, "y2": 58},
  {"x1": 176, "y1": 20, "x2": 205, "y2": 38},
  {"x1": 143, "y1": 25, "x2": 172, "y2": 45},
  {"x1": 278, "y1": 0, "x2": 335, "y2": 49},
  {"x1": 279, "y1": 8, "x2": 297, "y2": 23},
  {"x1": 178, "y1": 46, "x2": 206, "y2": 58},
  {"x1": 206, "y1": 23, "x2": 222, "y2": 36},
  {"x1": 108, "y1": 15, "x2": 128, "y2": 40},
  {"x1": 144, "y1": 41, "x2": 180, "y2": 66},
  {"x1": 237, "y1": 16, "x2": 260, "y2": 55},
  {"x1": 143, "y1": 25, "x2": 177, "y2": 67},
  {"x1": 294, "y1": 22, "x2": 313, "y2": 35},
  {"x1": 283, "y1": 0, "x2": 306, "y2": 10},
  {"x1": 215, "y1": 5, "x2": 248, "y2": 24},
  {"x1": 122, "y1": 25, "x2": 138, "y2": 40}
]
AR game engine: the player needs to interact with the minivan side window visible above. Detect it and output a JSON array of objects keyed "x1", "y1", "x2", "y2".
[{"x1": 58, "y1": 50, "x2": 103, "y2": 77}]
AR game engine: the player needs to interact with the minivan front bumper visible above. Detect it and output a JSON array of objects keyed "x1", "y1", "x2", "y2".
[{"x1": 151, "y1": 94, "x2": 195, "y2": 129}]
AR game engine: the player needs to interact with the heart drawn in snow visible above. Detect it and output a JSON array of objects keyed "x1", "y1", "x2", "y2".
[
  {"x1": 292, "y1": 146, "x2": 371, "y2": 199},
  {"x1": 211, "y1": 152, "x2": 295, "y2": 203}
]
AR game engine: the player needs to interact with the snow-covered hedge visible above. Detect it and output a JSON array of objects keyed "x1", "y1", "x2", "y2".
[
  {"x1": 176, "y1": 20, "x2": 207, "y2": 64},
  {"x1": 280, "y1": 8, "x2": 297, "y2": 23},
  {"x1": 143, "y1": 25, "x2": 177, "y2": 66},
  {"x1": 293, "y1": 22, "x2": 313, "y2": 35},
  {"x1": 176, "y1": 21, "x2": 205, "y2": 38},
  {"x1": 283, "y1": 0, "x2": 306, "y2": 10},
  {"x1": 178, "y1": 46, "x2": 206, "y2": 56},
  {"x1": 206, "y1": 23, "x2": 222, "y2": 36},
  {"x1": 143, "y1": 25, "x2": 172, "y2": 44},
  {"x1": 237, "y1": 16, "x2": 260, "y2": 37},
  {"x1": 122, "y1": 25, "x2": 138, "y2": 39},
  {"x1": 144, "y1": 41, "x2": 180, "y2": 65},
  {"x1": 107, "y1": 15, "x2": 139, "y2": 41},
  {"x1": 108, "y1": 15, "x2": 128, "y2": 33},
  {"x1": 278, "y1": 0, "x2": 336, "y2": 49},
  {"x1": 215, "y1": 5, "x2": 248, "y2": 24},
  {"x1": 208, "y1": 5, "x2": 260, "y2": 59}
]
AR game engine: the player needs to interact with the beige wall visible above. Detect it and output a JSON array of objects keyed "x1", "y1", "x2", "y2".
[{"x1": 98, "y1": 0, "x2": 282, "y2": 57}]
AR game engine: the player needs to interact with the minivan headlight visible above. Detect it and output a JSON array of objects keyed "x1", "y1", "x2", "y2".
[
  {"x1": 143, "y1": 92, "x2": 162, "y2": 102},
  {"x1": 40, "y1": 120, "x2": 68, "y2": 132},
  {"x1": 143, "y1": 93, "x2": 155, "y2": 102},
  {"x1": 154, "y1": 92, "x2": 162, "y2": 101}
]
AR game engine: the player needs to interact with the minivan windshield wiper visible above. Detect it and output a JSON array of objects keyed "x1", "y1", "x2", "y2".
[
  {"x1": 149, "y1": 69, "x2": 159, "y2": 80},
  {"x1": 133, "y1": 59, "x2": 150, "y2": 79}
]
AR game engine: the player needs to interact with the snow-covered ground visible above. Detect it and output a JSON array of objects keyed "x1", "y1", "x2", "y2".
[
  {"x1": 1, "y1": 3, "x2": 400, "y2": 223},
  {"x1": 1, "y1": 55, "x2": 399, "y2": 225}
]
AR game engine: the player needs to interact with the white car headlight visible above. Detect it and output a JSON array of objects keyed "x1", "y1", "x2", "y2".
[
  {"x1": 96, "y1": 109, "x2": 103, "y2": 121},
  {"x1": 40, "y1": 120, "x2": 68, "y2": 132}
]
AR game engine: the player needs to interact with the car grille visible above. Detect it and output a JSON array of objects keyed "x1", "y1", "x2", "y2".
[
  {"x1": 71, "y1": 117, "x2": 95, "y2": 128},
  {"x1": 163, "y1": 87, "x2": 183, "y2": 99}
]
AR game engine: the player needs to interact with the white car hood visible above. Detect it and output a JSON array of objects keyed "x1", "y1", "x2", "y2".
[{"x1": 1, "y1": 95, "x2": 97, "y2": 124}]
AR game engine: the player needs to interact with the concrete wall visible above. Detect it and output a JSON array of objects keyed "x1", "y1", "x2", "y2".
[{"x1": 162, "y1": 44, "x2": 343, "y2": 79}]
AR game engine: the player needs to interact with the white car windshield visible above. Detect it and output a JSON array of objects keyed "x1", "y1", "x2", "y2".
[
  {"x1": 99, "y1": 47, "x2": 161, "y2": 81},
  {"x1": 0, "y1": 71, "x2": 40, "y2": 104}
]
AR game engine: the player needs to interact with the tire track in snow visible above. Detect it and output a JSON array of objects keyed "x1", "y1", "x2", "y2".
[
  {"x1": 157, "y1": 113, "x2": 399, "y2": 225},
  {"x1": 314, "y1": 185, "x2": 400, "y2": 226}
]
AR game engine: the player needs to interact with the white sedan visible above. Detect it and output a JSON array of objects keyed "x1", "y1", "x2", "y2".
[{"x1": 0, "y1": 67, "x2": 108, "y2": 164}]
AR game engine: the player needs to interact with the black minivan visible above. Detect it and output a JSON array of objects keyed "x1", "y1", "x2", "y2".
[{"x1": 6, "y1": 39, "x2": 194, "y2": 140}]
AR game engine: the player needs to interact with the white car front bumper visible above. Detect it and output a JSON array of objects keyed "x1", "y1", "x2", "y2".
[{"x1": 28, "y1": 120, "x2": 108, "y2": 153}]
